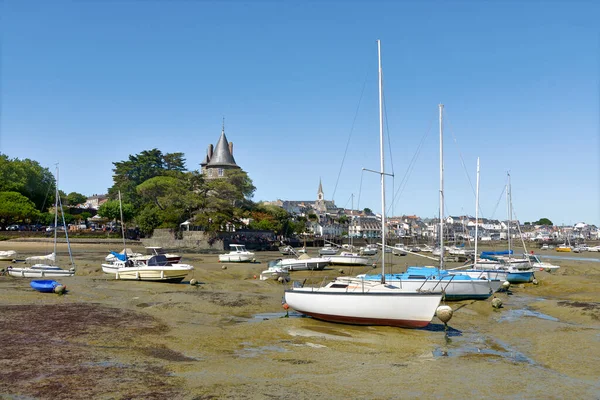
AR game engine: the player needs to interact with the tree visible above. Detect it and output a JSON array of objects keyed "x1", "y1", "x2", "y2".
[
  {"x1": 0, "y1": 155, "x2": 55, "y2": 211},
  {"x1": 534, "y1": 218, "x2": 553, "y2": 226},
  {"x1": 0, "y1": 191, "x2": 40, "y2": 227},
  {"x1": 338, "y1": 215, "x2": 349, "y2": 224},
  {"x1": 97, "y1": 200, "x2": 135, "y2": 223},
  {"x1": 363, "y1": 208, "x2": 373, "y2": 215},
  {"x1": 66, "y1": 192, "x2": 87, "y2": 206},
  {"x1": 108, "y1": 149, "x2": 187, "y2": 204}
]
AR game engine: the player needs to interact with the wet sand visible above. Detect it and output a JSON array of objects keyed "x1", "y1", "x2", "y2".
[{"x1": 0, "y1": 241, "x2": 599, "y2": 399}]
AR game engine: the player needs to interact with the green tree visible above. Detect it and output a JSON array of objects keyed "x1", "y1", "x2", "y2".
[
  {"x1": 97, "y1": 200, "x2": 135, "y2": 223},
  {"x1": 66, "y1": 192, "x2": 87, "y2": 206},
  {"x1": 338, "y1": 215, "x2": 349, "y2": 224},
  {"x1": 0, "y1": 155, "x2": 55, "y2": 211},
  {"x1": 108, "y1": 149, "x2": 187, "y2": 204},
  {"x1": 135, "y1": 206, "x2": 162, "y2": 235},
  {"x1": 363, "y1": 208, "x2": 373, "y2": 215},
  {"x1": 534, "y1": 218, "x2": 553, "y2": 226},
  {"x1": 0, "y1": 191, "x2": 40, "y2": 227}
]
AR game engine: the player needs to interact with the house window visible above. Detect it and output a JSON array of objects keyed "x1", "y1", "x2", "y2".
[{"x1": 218, "y1": 168, "x2": 224, "y2": 177}]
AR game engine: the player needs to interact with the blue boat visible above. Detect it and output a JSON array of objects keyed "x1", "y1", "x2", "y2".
[{"x1": 30, "y1": 280, "x2": 62, "y2": 293}]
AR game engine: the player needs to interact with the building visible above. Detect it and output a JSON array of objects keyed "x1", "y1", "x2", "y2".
[{"x1": 200, "y1": 122, "x2": 240, "y2": 179}]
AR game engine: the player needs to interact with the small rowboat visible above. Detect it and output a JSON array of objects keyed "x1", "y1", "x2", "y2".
[{"x1": 30, "y1": 280, "x2": 63, "y2": 293}]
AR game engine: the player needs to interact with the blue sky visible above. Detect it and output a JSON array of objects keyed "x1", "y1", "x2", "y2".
[{"x1": 1, "y1": 1, "x2": 599, "y2": 225}]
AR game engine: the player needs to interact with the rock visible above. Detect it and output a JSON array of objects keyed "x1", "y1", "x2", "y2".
[
  {"x1": 338, "y1": 269, "x2": 344, "y2": 274},
  {"x1": 190, "y1": 279, "x2": 197, "y2": 286},
  {"x1": 502, "y1": 281, "x2": 511, "y2": 290},
  {"x1": 491, "y1": 296, "x2": 503, "y2": 309},
  {"x1": 277, "y1": 276, "x2": 284, "y2": 283},
  {"x1": 221, "y1": 265, "x2": 227, "y2": 270},
  {"x1": 532, "y1": 279, "x2": 539, "y2": 285},
  {"x1": 435, "y1": 305, "x2": 453, "y2": 324},
  {"x1": 54, "y1": 285, "x2": 66, "y2": 295}
]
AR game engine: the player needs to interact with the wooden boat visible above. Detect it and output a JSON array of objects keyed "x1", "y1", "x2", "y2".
[{"x1": 30, "y1": 280, "x2": 62, "y2": 293}]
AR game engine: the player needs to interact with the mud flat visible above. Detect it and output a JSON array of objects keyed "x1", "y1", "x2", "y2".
[{"x1": 0, "y1": 241, "x2": 598, "y2": 399}]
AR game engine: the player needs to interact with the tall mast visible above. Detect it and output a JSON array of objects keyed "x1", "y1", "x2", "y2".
[
  {"x1": 474, "y1": 157, "x2": 480, "y2": 266},
  {"x1": 439, "y1": 104, "x2": 444, "y2": 270},
  {"x1": 507, "y1": 173, "x2": 511, "y2": 255},
  {"x1": 53, "y1": 165, "x2": 59, "y2": 258},
  {"x1": 378, "y1": 39, "x2": 386, "y2": 283},
  {"x1": 119, "y1": 190, "x2": 127, "y2": 252}
]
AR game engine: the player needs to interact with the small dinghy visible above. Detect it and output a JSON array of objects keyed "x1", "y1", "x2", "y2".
[{"x1": 30, "y1": 280, "x2": 62, "y2": 293}]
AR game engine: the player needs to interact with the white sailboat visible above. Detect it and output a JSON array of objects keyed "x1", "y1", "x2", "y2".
[
  {"x1": 284, "y1": 41, "x2": 443, "y2": 328},
  {"x1": 7, "y1": 166, "x2": 75, "y2": 278},
  {"x1": 0, "y1": 250, "x2": 17, "y2": 261},
  {"x1": 360, "y1": 107, "x2": 502, "y2": 300}
]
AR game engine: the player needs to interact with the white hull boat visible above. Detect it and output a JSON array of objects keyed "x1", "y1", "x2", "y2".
[
  {"x1": 9, "y1": 167, "x2": 76, "y2": 278},
  {"x1": 285, "y1": 277, "x2": 442, "y2": 328},
  {"x1": 8, "y1": 264, "x2": 75, "y2": 278},
  {"x1": 279, "y1": 255, "x2": 330, "y2": 271},
  {"x1": 219, "y1": 244, "x2": 255, "y2": 263},
  {"x1": 260, "y1": 260, "x2": 291, "y2": 281},
  {"x1": 102, "y1": 255, "x2": 193, "y2": 283},
  {"x1": 285, "y1": 41, "x2": 443, "y2": 329},
  {"x1": 327, "y1": 252, "x2": 371, "y2": 266},
  {"x1": 0, "y1": 250, "x2": 17, "y2": 261},
  {"x1": 318, "y1": 246, "x2": 338, "y2": 256}
]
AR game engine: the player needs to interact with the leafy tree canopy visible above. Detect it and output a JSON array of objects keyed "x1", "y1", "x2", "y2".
[
  {"x1": 66, "y1": 192, "x2": 87, "y2": 206},
  {"x1": 0, "y1": 191, "x2": 40, "y2": 227},
  {"x1": 108, "y1": 149, "x2": 187, "y2": 204},
  {"x1": 0, "y1": 154, "x2": 55, "y2": 211},
  {"x1": 97, "y1": 200, "x2": 135, "y2": 223},
  {"x1": 534, "y1": 218, "x2": 553, "y2": 226}
]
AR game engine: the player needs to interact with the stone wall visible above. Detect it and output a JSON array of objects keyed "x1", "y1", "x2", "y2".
[{"x1": 141, "y1": 229, "x2": 225, "y2": 252}]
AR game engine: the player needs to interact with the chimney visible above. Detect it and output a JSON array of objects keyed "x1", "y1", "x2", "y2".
[
  {"x1": 229, "y1": 142, "x2": 233, "y2": 155},
  {"x1": 208, "y1": 144, "x2": 213, "y2": 160}
]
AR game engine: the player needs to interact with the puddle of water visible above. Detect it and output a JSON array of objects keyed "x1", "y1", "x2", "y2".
[
  {"x1": 498, "y1": 308, "x2": 559, "y2": 322},
  {"x1": 249, "y1": 311, "x2": 304, "y2": 321},
  {"x1": 433, "y1": 334, "x2": 537, "y2": 365},
  {"x1": 82, "y1": 361, "x2": 129, "y2": 368},
  {"x1": 541, "y1": 255, "x2": 600, "y2": 263}
]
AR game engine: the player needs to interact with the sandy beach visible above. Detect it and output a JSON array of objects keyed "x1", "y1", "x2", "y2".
[{"x1": 1, "y1": 240, "x2": 599, "y2": 399}]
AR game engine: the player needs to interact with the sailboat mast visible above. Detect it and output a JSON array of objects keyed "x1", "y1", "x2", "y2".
[
  {"x1": 474, "y1": 157, "x2": 480, "y2": 266},
  {"x1": 507, "y1": 173, "x2": 511, "y2": 255},
  {"x1": 53, "y1": 166, "x2": 59, "y2": 257},
  {"x1": 439, "y1": 104, "x2": 444, "y2": 270},
  {"x1": 119, "y1": 190, "x2": 127, "y2": 252},
  {"x1": 378, "y1": 39, "x2": 386, "y2": 283}
]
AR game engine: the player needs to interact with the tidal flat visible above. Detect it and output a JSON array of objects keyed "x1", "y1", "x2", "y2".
[{"x1": 0, "y1": 241, "x2": 599, "y2": 399}]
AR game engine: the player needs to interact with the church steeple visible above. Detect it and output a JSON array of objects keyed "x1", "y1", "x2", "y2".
[{"x1": 317, "y1": 178, "x2": 324, "y2": 201}]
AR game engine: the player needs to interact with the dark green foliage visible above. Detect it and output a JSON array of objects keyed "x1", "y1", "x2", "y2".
[{"x1": 0, "y1": 191, "x2": 40, "y2": 227}]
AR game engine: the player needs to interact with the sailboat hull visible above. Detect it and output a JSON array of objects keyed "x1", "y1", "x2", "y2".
[
  {"x1": 285, "y1": 281, "x2": 442, "y2": 328},
  {"x1": 7, "y1": 265, "x2": 75, "y2": 278}
]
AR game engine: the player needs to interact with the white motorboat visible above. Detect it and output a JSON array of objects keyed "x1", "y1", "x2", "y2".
[
  {"x1": 359, "y1": 244, "x2": 378, "y2": 256},
  {"x1": 102, "y1": 254, "x2": 194, "y2": 282},
  {"x1": 285, "y1": 41, "x2": 443, "y2": 328},
  {"x1": 259, "y1": 260, "x2": 291, "y2": 281},
  {"x1": 327, "y1": 251, "x2": 371, "y2": 266},
  {"x1": 392, "y1": 244, "x2": 407, "y2": 256},
  {"x1": 318, "y1": 245, "x2": 338, "y2": 256},
  {"x1": 219, "y1": 244, "x2": 255, "y2": 263},
  {"x1": 278, "y1": 253, "x2": 331, "y2": 271},
  {"x1": 524, "y1": 254, "x2": 560, "y2": 273},
  {"x1": 0, "y1": 250, "x2": 17, "y2": 261}
]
